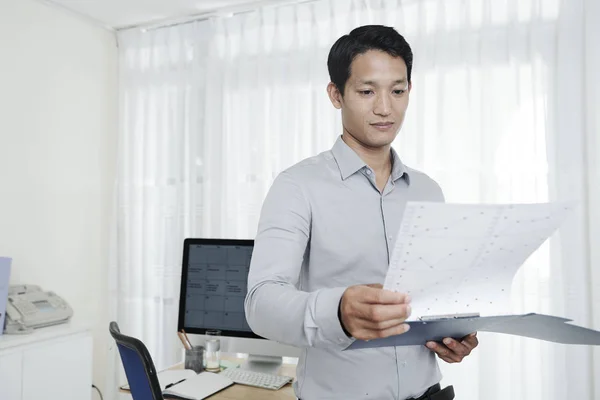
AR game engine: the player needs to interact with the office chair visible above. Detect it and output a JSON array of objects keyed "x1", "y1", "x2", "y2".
[{"x1": 109, "y1": 321, "x2": 164, "y2": 400}]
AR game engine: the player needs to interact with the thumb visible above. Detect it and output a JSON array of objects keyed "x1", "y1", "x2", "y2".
[{"x1": 365, "y1": 283, "x2": 383, "y2": 289}]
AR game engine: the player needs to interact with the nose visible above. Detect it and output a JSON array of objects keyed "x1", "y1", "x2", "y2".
[{"x1": 373, "y1": 93, "x2": 392, "y2": 117}]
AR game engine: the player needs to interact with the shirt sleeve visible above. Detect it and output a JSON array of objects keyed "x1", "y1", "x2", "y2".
[
  {"x1": 244, "y1": 171, "x2": 355, "y2": 350},
  {"x1": 433, "y1": 180, "x2": 446, "y2": 202}
]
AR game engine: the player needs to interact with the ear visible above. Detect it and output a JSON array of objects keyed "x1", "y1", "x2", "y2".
[
  {"x1": 327, "y1": 82, "x2": 343, "y2": 110},
  {"x1": 407, "y1": 81, "x2": 413, "y2": 93}
]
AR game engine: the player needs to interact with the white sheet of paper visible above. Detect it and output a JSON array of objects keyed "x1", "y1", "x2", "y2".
[{"x1": 383, "y1": 201, "x2": 573, "y2": 320}]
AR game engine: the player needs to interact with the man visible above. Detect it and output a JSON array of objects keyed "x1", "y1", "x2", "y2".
[{"x1": 245, "y1": 25, "x2": 478, "y2": 400}]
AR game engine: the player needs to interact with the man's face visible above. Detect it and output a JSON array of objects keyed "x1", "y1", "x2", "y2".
[{"x1": 328, "y1": 50, "x2": 411, "y2": 149}]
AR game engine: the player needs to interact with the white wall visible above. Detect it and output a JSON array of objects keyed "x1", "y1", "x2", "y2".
[{"x1": 0, "y1": 0, "x2": 117, "y2": 397}]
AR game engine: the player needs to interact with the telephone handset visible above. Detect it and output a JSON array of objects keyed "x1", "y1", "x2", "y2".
[{"x1": 4, "y1": 285, "x2": 73, "y2": 334}]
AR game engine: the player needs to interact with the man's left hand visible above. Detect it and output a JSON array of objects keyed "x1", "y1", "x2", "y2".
[{"x1": 425, "y1": 332, "x2": 479, "y2": 363}]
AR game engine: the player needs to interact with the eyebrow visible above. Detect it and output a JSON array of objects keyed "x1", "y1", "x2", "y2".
[{"x1": 358, "y1": 79, "x2": 407, "y2": 86}]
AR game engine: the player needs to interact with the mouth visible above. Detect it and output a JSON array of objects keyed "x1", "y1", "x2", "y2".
[{"x1": 370, "y1": 122, "x2": 395, "y2": 131}]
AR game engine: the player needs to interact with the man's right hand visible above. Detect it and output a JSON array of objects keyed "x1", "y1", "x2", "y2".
[{"x1": 339, "y1": 283, "x2": 411, "y2": 341}]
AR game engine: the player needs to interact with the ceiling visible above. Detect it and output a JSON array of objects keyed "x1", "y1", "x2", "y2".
[{"x1": 44, "y1": 0, "x2": 294, "y2": 30}]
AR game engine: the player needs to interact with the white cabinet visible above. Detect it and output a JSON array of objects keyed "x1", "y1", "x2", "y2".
[
  {"x1": 0, "y1": 351, "x2": 22, "y2": 400},
  {"x1": 22, "y1": 334, "x2": 92, "y2": 400},
  {"x1": 0, "y1": 323, "x2": 92, "y2": 400}
]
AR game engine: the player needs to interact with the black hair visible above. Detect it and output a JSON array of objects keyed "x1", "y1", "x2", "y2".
[{"x1": 327, "y1": 25, "x2": 413, "y2": 96}]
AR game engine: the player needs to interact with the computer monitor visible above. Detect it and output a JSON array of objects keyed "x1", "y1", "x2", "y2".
[{"x1": 177, "y1": 238, "x2": 300, "y2": 373}]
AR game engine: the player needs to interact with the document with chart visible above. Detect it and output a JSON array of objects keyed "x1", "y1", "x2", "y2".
[
  {"x1": 382, "y1": 201, "x2": 573, "y2": 320},
  {"x1": 346, "y1": 201, "x2": 600, "y2": 350}
]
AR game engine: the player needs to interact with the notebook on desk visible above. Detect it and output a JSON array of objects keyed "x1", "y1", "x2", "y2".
[
  {"x1": 162, "y1": 371, "x2": 233, "y2": 400},
  {"x1": 120, "y1": 369, "x2": 233, "y2": 400}
]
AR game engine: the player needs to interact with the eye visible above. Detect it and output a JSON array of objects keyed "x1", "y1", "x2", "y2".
[
  {"x1": 393, "y1": 89, "x2": 406, "y2": 95},
  {"x1": 359, "y1": 90, "x2": 374, "y2": 95}
]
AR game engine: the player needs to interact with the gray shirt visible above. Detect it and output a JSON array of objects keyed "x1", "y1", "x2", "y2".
[{"x1": 245, "y1": 136, "x2": 445, "y2": 400}]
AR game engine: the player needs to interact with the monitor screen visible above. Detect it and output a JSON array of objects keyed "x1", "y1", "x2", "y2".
[{"x1": 178, "y1": 238, "x2": 261, "y2": 339}]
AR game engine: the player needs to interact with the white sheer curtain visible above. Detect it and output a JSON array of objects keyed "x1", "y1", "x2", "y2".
[{"x1": 108, "y1": 0, "x2": 599, "y2": 399}]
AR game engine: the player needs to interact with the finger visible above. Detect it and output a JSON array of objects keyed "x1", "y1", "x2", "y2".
[
  {"x1": 362, "y1": 287, "x2": 411, "y2": 305},
  {"x1": 460, "y1": 333, "x2": 479, "y2": 351},
  {"x1": 461, "y1": 332, "x2": 478, "y2": 340},
  {"x1": 439, "y1": 356, "x2": 458, "y2": 364},
  {"x1": 359, "y1": 303, "x2": 411, "y2": 323},
  {"x1": 441, "y1": 337, "x2": 471, "y2": 357},
  {"x1": 425, "y1": 341, "x2": 462, "y2": 363},
  {"x1": 357, "y1": 317, "x2": 409, "y2": 331},
  {"x1": 438, "y1": 349, "x2": 462, "y2": 363},
  {"x1": 365, "y1": 283, "x2": 383, "y2": 289},
  {"x1": 356, "y1": 323, "x2": 411, "y2": 341}
]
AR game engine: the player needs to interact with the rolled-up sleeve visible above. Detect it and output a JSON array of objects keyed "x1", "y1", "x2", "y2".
[{"x1": 244, "y1": 171, "x2": 355, "y2": 350}]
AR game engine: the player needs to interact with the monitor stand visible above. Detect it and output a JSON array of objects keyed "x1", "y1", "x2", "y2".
[{"x1": 240, "y1": 354, "x2": 283, "y2": 375}]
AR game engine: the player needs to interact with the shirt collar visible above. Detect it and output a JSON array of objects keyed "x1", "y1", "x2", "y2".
[
  {"x1": 390, "y1": 146, "x2": 410, "y2": 184},
  {"x1": 331, "y1": 136, "x2": 366, "y2": 180},
  {"x1": 330, "y1": 136, "x2": 410, "y2": 184}
]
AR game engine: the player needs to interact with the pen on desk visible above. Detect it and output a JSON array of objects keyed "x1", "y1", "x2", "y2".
[
  {"x1": 178, "y1": 331, "x2": 192, "y2": 350},
  {"x1": 165, "y1": 378, "x2": 186, "y2": 389}
]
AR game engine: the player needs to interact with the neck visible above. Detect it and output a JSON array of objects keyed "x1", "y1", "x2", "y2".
[{"x1": 341, "y1": 132, "x2": 392, "y2": 176}]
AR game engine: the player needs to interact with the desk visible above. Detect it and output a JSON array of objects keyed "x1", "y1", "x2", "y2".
[{"x1": 120, "y1": 354, "x2": 298, "y2": 400}]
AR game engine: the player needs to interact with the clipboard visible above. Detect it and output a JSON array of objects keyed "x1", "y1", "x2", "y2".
[{"x1": 345, "y1": 313, "x2": 600, "y2": 350}]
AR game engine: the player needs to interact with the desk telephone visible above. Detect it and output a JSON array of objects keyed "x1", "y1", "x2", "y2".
[{"x1": 4, "y1": 285, "x2": 73, "y2": 334}]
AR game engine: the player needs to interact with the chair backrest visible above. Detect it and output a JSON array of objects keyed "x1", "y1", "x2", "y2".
[{"x1": 109, "y1": 321, "x2": 164, "y2": 400}]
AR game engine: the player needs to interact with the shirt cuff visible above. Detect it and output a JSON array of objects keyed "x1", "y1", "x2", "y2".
[{"x1": 314, "y1": 287, "x2": 356, "y2": 350}]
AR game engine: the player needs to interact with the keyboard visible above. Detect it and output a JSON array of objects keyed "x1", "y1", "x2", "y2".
[{"x1": 220, "y1": 368, "x2": 293, "y2": 390}]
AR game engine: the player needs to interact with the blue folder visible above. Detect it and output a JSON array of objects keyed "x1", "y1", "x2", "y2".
[{"x1": 346, "y1": 313, "x2": 600, "y2": 350}]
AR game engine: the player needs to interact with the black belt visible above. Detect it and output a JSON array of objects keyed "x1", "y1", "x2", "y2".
[
  {"x1": 407, "y1": 384, "x2": 455, "y2": 400},
  {"x1": 296, "y1": 384, "x2": 455, "y2": 400}
]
